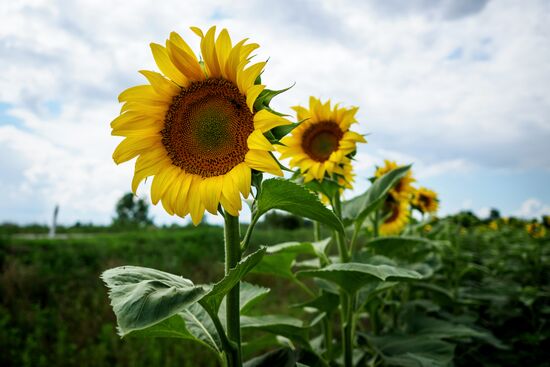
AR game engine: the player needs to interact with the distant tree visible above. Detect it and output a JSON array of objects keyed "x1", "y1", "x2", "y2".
[
  {"x1": 489, "y1": 208, "x2": 501, "y2": 220},
  {"x1": 112, "y1": 193, "x2": 153, "y2": 228}
]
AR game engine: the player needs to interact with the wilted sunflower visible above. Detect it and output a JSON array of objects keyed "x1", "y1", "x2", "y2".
[
  {"x1": 379, "y1": 198, "x2": 410, "y2": 236},
  {"x1": 277, "y1": 97, "x2": 366, "y2": 186},
  {"x1": 375, "y1": 160, "x2": 415, "y2": 201},
  {"x1": 412, "y1": 187, "x2": 439, "y2": 215},
  {"x1": 111, "y1": 27, "x2": 291, "y2": 225},
  {"x1": 526, "y1": 222, "x2": 546, "y2": 238}
]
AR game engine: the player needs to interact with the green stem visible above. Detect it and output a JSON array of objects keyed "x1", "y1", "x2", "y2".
[
  {"x1": 240, "y1": 210, "x2": 259, "y2": 253},
  {"x1": 348, "y1": 225, "x2": 360, "y2": 260},
  {"x1": 224, "y1": 213, "x2": 242, "y2": 367},
  {"x1": 201, "y1": 301, "x2": 238, "y2": 367},
  {"x1": 313, "y1": 221, "x2": 322, "y2": 241},
  {"x1": 332, "y1": 193, "x2": 353, "y2": 367},
  {"x1": 373, "y1": 209, "x2": 380, "y2": 238}
]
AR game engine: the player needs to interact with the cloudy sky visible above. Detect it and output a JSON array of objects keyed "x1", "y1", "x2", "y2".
[{"x1": 1, "y1": 0, "x2": 549, "y2": 225}]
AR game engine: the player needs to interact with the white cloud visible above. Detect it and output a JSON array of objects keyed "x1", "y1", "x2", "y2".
[
  {"x1": 1, "y1": 0, "x2": 549, "y2": 224},
  {"x1": 514, "y1": 198, "x2": 550, "y2": 219}
]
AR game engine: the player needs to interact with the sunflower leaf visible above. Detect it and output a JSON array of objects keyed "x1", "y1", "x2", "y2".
[
  {"x1": 101, "y1": 266, "x2": 210, "y2": 337},
  {"x1": 256, "y1": 179, "x2": 344, "y2": 233},
  {"x1": 341, "y1": 165, "x2": 411, "y2": 226},
  {"x1": 297, "y1": 262, "x2": 422, "y2": 294}
]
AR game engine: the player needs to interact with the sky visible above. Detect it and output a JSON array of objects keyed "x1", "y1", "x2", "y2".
[{"x1": 0, "y1": 0, "x2": 549, "y2": 226}]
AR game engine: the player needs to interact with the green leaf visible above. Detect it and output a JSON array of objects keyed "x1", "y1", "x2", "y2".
[
  {"x1": 297, "y1": 263, "x2": 422, "y2": 294},
  {"x1": 241, "y1": 315, "x2": 310, "y2": 348},
  {"x1": 256, "y1": 179, "x2": 344, "y2": 233},
  {"x1": 342, "y1": 165, "x2": 411, "y2": 225},
  {"x1": 253, "y1": 241, "x2": 317, "y2": 279},
  {"x1": 367, "y1": 334, "x2": 455, "y2": 367},
  {"x1": 101, "y1": 266, "x2": 210, "y2": 336},
  {"x1": 293, "y1": 291, "x2": 340, "y2": 314},
  {"x1": 219, "y1": 282, "x2": 271, "y2": 328},
  {"x1": 127, "y1": 303, "x2": 223, "y2": 355},
  {"x1": 201, "y1": 247, "x2": 266, "y2": 313},
  {"x1": 243, "y1": 348, "x2": 297, "y2": 367}
]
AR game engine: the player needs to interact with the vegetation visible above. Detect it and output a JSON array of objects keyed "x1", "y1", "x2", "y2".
[{"x1": 0, "y1": 213, "x2": 548, "y2": 366}]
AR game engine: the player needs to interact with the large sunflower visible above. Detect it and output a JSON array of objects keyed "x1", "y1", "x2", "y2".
[
  {"x1": 379, "y1": 197, "x2": 410, "y2": 236},
  {"x1": 375, "y1": 160, "x2": 415, "y2": 201},
  {"x1": 111, "y1": 27, "x2": 291, "y2": 224},
  {"x1": 277, "y1": 97, "x2": 365, "y2": 186},
  {"x1": 412, "y1": 187, "x2": 439, "y2": 215}
]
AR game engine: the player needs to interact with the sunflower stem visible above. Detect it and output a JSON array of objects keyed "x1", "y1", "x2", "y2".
[
  {"x1": 332, "y1": 193, "x2": 353, "y2": 367},
  {"x1": 313, "y1": 220, "x2": 322, "y2": 242},
  {"x1": 224, "y1": 213, "x2": 242, "y2": 367}
]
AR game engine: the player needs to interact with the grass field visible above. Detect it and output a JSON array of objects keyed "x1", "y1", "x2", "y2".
[{"x1": 0, "y1": 217, "x2": 548, "y2": 366}]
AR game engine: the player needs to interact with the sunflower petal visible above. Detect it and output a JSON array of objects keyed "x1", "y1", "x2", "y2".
[
  {"x1": 216, "y1": 29, "x2": 232, "y2": 77},
  {"x1": 233, "y1": 162, "x2": 251, "y2": 198},
  {"x1": 113, "y1": 136, "x2": 161, "y2": 164},
  {"x1": 118, "y1": 85, "x2": 164, "y2": 103},
  {"x1": 200, "y1": 175, "x2": 223, "y2": 215},
  {"x1": 175, "y1": 173, "x2": 193, "y2": 217},
  {"x1": 167, "y1": 40, "x2": 204, "y2": 81},
  {"x1": 188, "y1": 176, "x2": 206, "y2": 225},
  {"x1": 237, "y1": 61, "x2": 266, "y2": 94},
  {"x1": 245, "y1": 150, "x2": 283, "y2": 176},
  {"x1": 200, "y1": 26, "x2": 221, "y2": 78},
  {"x1": 246, "y1": 84, "x2": 265, "y2": 112},
  {"x1": 253, "y1": 109, "x2": 292, "y2": 133},
  {"x1": 139, "y1": 70, "x2": 180, "y2": 97},
  {"x1": 247, "y1": 129, "x2": 273, "y2": 151},
  {"x1": 151, "y1": 166, "x2": 179, "y2": 205},
  {"x1": 169, "y1": 31, "x2": 197, "y2": 60},
  {"x1": 150, "y1": 43, "x2": 189, "y2": 86}
]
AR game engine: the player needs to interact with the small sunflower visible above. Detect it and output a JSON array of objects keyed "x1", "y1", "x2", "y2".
[
  {"x1": 277, "y1": 97, "x2": 366, "y2": 186},
  {"x1": 111, "y1": 27, "x2": 291, "y2": 224},
  {"x1": 526, "y1": 222, "x2": 546, "y2": 238},
  {"x1": 488, "y1": 220, "x2": 498, "y2": 231},
  {"x1": 379, "y1": 197, "x2": 410, "y2": 236},
  {"x1": 412, "y1": 187, "x2": 439, "y2": 215},
  {"x1": 375, "y1": 160, "x2": 415, "y2": 201}
]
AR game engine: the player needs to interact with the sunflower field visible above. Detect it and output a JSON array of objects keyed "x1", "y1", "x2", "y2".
[{"x1": 1, "y1": 24, "x2": 549, "y2": 367}]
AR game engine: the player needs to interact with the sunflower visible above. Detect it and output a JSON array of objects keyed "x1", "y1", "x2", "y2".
[
  {"x1": 526, "y1": 222, "x2": 546, "y2": 238},
  {"x1": 111, "y1": 27, "x2": 291, "y2": 225},
  {"x1": 412, "y1": 187, "x2": 439, "y2": 215},
  {"x1": 379, "y1": 197, "x2": 410, "y2": 236},
  {"x1": 277, "y1": 97, "x2": 365, "y2": 186},
  {"x1": 375, "y1": 160, "x2": 415, "y2": 201}
]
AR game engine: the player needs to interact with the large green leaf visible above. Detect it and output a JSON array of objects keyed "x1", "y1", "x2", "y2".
[
  {"x1": 127, "y1": 303, "x2": 223, "y2": 355},
  {"x1": 297, "y1": 263, "x2": 422, "y2": 294},
  {"x1": 241, "y1": 315, "x2": 310, "y2": 347},
  {"x1": 256, "y1": 179, "x2": 344, "y2": 233},
  {"x1": 201, "y1": 247, "x2": 266, "y2": 313},
  {"x1": 293, "y1": 291, "x2": 340, "y2": 314},
  {"x1": 342, "y1": 165, "x2": 411, "y2": 225},
  {"x1": 219, "y1": 282, "x2": 271, "y2": 329},
  {"x1": 367, "y1": 334, "x2": 455, "y2": 367},
  {"x1": 252, "y1": 241, "x2": 322, "y2": 279},
  {"x1": 101, "y1": 266, "x2": 210, "y2": 336}
]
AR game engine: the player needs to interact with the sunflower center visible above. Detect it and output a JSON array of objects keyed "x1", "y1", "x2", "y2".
[
  {"x1": 161, "y1": 78, "x2": 254, "y2": 177},
  {"x1": 383, "y1": 199, "x2": 400, "y2": 223},
  {"x1": 419, "y1": 195, "x2": 431, "y2": 208},
  {"x1": 301, "y1": 121, "x2": 343, "y2": 162}
]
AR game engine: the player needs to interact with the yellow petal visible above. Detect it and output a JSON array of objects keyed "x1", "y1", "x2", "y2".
[
  {"x1": 169, "y1": 31, "x2": 197, "y2": 61},
  {"x1": 220, "y1": 172, "x2": 241, "y2": 216},
  {"x1": 190, "y1": 26, "x2": 204, "y2": 38},
  {"x1": 112, "y1": 125, "x2": 161, "y2": 137},
  {"x1": 232, "y1": 162, "x2": 251, "y2": 198},
  {"x1": 167, "y1": 40, "x2": 204, "y2": 81},
  {"x1": 151, "y1": 166, "x2": 179, "y2": 205},
  {"x1": 120, "y1": 101, "x2": 167, "y2": 116},
  {"x1": 237, "y1": 62, "x2": 266, "y2": 94},
  {"x1": 246, "y1": 84, "x2": 265, "y2": 112},
  {"x1": 150, "y1": 43, "x2": 189, "y2": 86},
  {"x1": 343, "y1": 131, "x2": 367, "y2": 143},
  {"x1": 139, "y1": 70, "x2": 180, "y2": 97},
  {"x1": 225, "y1": 39, "x2": 248, "y2": 83},
  {"x1": 200, "y1": 175, "x2": 223, "y2": 215},
  {"x1": 188, "y1": 176, "x2": 206, "y2": 225},
  {"x1": 201, "y1": 26, "x2": 221, "y2": 78},
  {"x1": 112, "y1": 136, "x2": 161, "y2": 164},
  {"x1": 174, "y1": 173, "x2": 193, "y2": 217},
  {"x1": 240, "y1": 43, "x2": 259, "y2": 60},
  {"x1": 247, "y1": 129, "x2": 273, "y2": 151},
  {"x1": 253, "y1": 109, "x2": 292, "y2": 133},
  {"x1": 245, "y1": 150, "x2": 283, "y2": 176},
  {"x1": 110, "y1": 112, "x2": 159, "y2": 130},
  {"x1": 216, "y1": 29, "x2": 232, "y2": 77},
  {"x1": 132, "y1": 154, "x2": 170, "y2": 193},
  {"x1": 291, "y1": 105, "x2": 311, "y2": 121},
  {"x1": 118, "y1": 85, "x2": 164, "y2": 103}
]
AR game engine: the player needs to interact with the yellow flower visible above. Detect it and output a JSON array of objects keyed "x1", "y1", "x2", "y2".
[
  {"x1": 277, "y1": 97, "x2": 366, "y2": 186},
  {"x1": 379, "y1": 198, "x2": 410, "y2": 236},
  {"x1": 375, "y1": 160, "x2": 415, "y2": 201},
  {"x1": 526, "y1": 222, "x2": 546, "y2": 238},
  {"x1": 412, "y1": 187, "x2": 439, "y2": 214},
  {"x1": 488, "y1": 220, "x2": 498, "y2": 230},
  {"x1": 111, "y1": 27, "x2": 291, "y2": 225}
]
